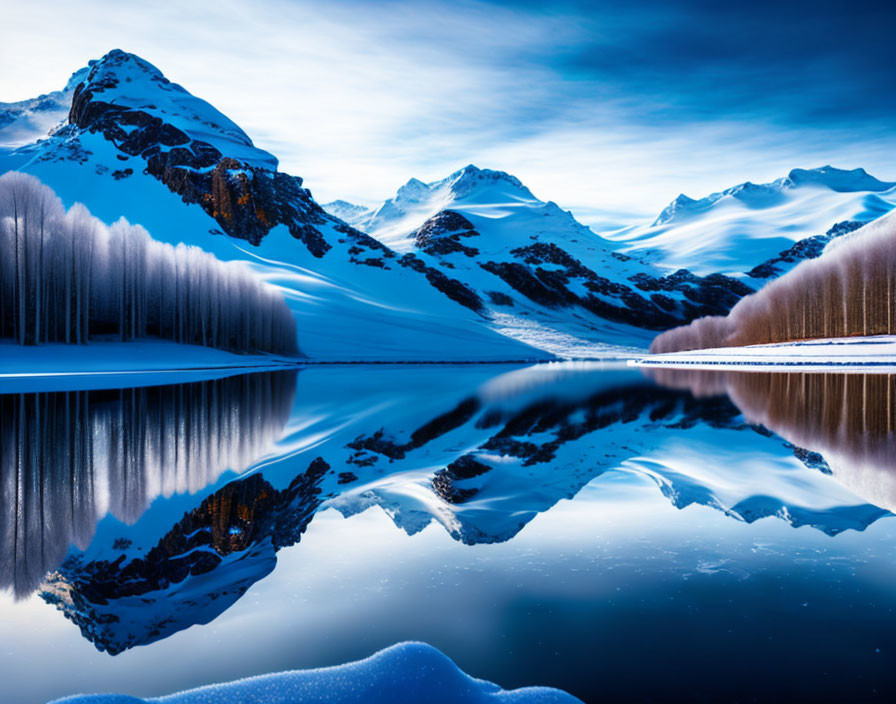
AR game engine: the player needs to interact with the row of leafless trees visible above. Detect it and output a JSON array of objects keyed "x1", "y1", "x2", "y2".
[
  {"x1": 0, "y1": 171, "x2": 298, "y2": 355},
  {"x1": 0, "y1": 371, "x2": 297, "y2": 597},
  {"x1": 651, "y1": 213, "x2": 896, "y2": 353},
  {"x1": 649, "y1": 368, "x2": 896, "y2": 514}
]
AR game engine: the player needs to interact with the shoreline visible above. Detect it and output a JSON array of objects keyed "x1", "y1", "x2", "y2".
[{"x1": 630, "y1": 335, "x2": 896, "y2": 372}]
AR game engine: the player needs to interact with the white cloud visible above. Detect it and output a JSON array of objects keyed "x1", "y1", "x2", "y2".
[{"x1": 2, "y1": 0, "x2": 895, "y2": 226}]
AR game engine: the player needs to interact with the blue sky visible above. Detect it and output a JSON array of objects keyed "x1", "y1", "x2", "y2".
[{"x1": 3, "y1": 0, "x2": 893, "y2": 226}]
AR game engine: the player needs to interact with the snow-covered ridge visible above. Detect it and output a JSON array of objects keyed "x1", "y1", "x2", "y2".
[
  {"x1": 322, "y1": 198, "x2": 373, "y2": 224},
  {"x1": 653, "y1": 166, "x2": 896, "y2": 227},
  {"x1": 328, "y1": 164, "x2": 538, "y2": 248},
  {"x1": 605, "y1": 165, "x2": 896, "y2": 276}
]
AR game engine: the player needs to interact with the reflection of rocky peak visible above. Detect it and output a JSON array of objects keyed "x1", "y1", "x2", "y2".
[{"x1": 41, "y1": 457, "x2": 329, "y2": 655}]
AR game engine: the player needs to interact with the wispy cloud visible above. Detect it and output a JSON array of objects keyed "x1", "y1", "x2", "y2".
[{"x1": 2, "y1": 0, "x2": 894, "y2": 224}]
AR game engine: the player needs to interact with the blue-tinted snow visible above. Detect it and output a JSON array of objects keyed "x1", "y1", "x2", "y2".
[{"x1": 51, "y1": 642, "x2": 581, "y2": 704}]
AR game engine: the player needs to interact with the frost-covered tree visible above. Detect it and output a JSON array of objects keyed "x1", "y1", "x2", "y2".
[
  {"x1": 650, "y1": 212, "x2": 896, "y2": 353},
  {"x1": 0, "y1": 370, "x2": 296, "y2": 597},
  {"x1": 0, "y1": 172, "x2": 297, "y2": 355}
]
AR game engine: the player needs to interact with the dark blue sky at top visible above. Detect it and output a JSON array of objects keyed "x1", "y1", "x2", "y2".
[
  {"x1": 4, "y1": 0, "x2": 895, "y2": 217},
  {"x1": 406, "y1": 0, "x2": 896, "y2": 128}
]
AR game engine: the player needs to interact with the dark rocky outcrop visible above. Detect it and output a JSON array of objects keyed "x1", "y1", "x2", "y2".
[
  {"x1": 348, "y1": 398, "x2": 482, "y2": 461},
  {"x1": 412, "y1": 210, "x2": 481, "y2": 258},
  {"x1": 431, "y1": 455, "x2": 493, "y2": 504},
  {"x1": 746, "y1": 220, "x2": 865, "y2": 279},
  {"x1": 398, "y1": 253, "x2": 485, "y2": 314},
  {"x1": 481, "y1": 242, "x2": 754, "y2": 330},
  {"x1": 69, "y1": 78, "x2": 333, "y2": 252}
]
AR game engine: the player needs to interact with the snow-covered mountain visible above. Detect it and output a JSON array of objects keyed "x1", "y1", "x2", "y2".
[
  {"x1": 605, "y1": 166, "x2": 896, "y2": 276},
  {"x1": 0, "y1": 50, "x2": 548, "y2": 362},
  {"x1": 7, "y1": 50, "x2": 891, "y2": 358},
  {"x1": 0, "y1": 48, "x2": 767, "y2": 359},
  {"x1": 322, "y1": 198, "x2": 373, "y2": 225},
  {"x1": 325, "y1": 165, "x2": 755, "y2": 354}
]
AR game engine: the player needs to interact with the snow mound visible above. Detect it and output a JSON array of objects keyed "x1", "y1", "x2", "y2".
[{"x1": 50, "y1": 641, "x2": 581, "y2": 704}]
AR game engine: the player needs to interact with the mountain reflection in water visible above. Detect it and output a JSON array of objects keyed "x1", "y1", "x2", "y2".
[
  {"x1": 0, "y1": 364, "x2": 893, "y2": 662},
  {"x1": 0, "y1": 371, "x2": 297, "y2": 597},
  {"x1": 648, "y1": 369, "x2": 896, "y2": 513}
]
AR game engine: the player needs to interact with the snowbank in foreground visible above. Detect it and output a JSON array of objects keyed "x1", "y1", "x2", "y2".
[
  {"x1": 50, "y1": 642, "x2": 581, "y2": 704},
  {"x1": 632, "y1": 335, "x2": 896, "y2": 370}
]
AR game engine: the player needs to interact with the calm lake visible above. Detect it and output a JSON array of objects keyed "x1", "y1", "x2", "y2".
[{"x1": 2, "y1": 363, "x2": 895, "y2": 703}]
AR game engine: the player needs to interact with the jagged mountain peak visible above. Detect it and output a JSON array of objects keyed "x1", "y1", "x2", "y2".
[
  {"x1": 445, "y1": 163, "x2": 531, "y2": 200},
  {"x1": 69, "y1": 48, "x2": 277, "y2": 170},
  {"x1": 354, "y1": 164, "x2": 543, "y2": 242},
  {"x1": 395, "y1": 176, "x2": 429, "y2": 199}
]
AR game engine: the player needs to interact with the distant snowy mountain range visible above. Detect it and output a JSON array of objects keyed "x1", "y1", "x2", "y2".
[
  {"x1": 2, "y1": 48, "x2": 895, "y2": 358},
  {"x1": 602, "y1": 166, "x2": 896, "y2": 275}
]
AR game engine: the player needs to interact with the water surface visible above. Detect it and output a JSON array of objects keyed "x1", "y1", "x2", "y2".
[{"x1": 1, "y1": 364, "x2": 895, "y2": 703}]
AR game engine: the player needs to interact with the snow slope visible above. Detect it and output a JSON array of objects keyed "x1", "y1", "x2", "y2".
[
  {"x1": 605, "y1": 166, "x2": 896, "y2": 276},
  {"x1": 51, "y1": 642, "x2": 581, "y2": 704}
]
